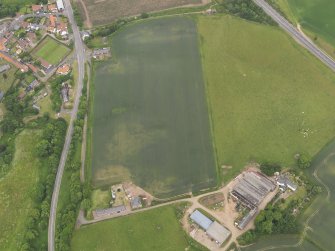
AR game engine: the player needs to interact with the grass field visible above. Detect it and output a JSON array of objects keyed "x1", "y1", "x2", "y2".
[
  {"x1": 91, "y1": 17, "x2": 216, "y2": 198},
  {"x1": 32, "y1": 36, "x2": 70, "y2": 65},
  {"x1": 0, "y1": 64, "x2": 16, "y2": 93},
  {"x1": 0, "y1": 130, "x2": 41, "y2": 250},
  {"x1": 82, "y1": 0, "x2": 203, "y2": 26},
  {"x1": 277, "y1": 0, "x2": 335, "y2": 49},
  {"x1": 71, "y1": 205, "x2": 196, "y2": 251},
  {"x1": 197, "y1": 15, "x2": 335, "y2": 181}
]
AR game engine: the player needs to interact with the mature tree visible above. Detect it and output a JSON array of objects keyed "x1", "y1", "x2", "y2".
[{"x1": 297, "y1": 152, "x2": 311, "y2": 169}]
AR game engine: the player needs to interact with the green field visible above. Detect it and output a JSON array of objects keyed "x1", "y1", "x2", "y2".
[
  {"x1": 0, "y1": 130, "x2": 41, "y2": 250},
  {"x1": 32, "y1": 36, "x2": 70, "y2": 65},
  {"x1": 277, "y1": 0, "x2": 335, "y2": 49},
  {"x1": 71, "y1": 205, "x2": 196, "y2": 251},
  {"x1": 197, "y1": 15, "x2": 335, "y2": 181},
  {"x1": 0, "y1": 64, "x2": 16, "y2": 93},
  {"x1": 91, "y1": 17, "x2": 216, "y2": 197}
]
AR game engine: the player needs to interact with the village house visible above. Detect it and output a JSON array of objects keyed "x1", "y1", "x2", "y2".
[
  {"x1": 48, "y1": 4, "x2": 58, "y2": 13},
  {"x1": 26, "y1": 32, "x2": 37, "y2": 45},
  {"x1": 0, "y1": 37, "x2": 8, "y2": 51},
  {"x1": 56, "y1": 22, "x2": 68, "y2": 37},
  {"x1": 31, "y1": 4, "x2": 43, "y2": 13},
  {"x1": 0, "y1": 51, "x2": 28, "y2": 72},
  {"x1": 56, "y1": 64, "x2": 70, "y2": 75},
  {"x1": 27, "y1": 63, "x2": 38, "y2": 73},
  {"x1": 16, "y1": 38, "x2": 30, "y2": 51},
  {"x1": 40, "y1": 58, "x2": 52, "y2": 71},
  {"x1": 47, "y1": 15, "x2": 57, "y2": 33}
]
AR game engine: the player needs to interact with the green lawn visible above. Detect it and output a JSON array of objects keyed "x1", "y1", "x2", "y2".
[
  {"x1": 0, "y1": 130, "x2": 41, "y2": 250},
  {"x1": 197, "y1": 15, "x2": 335, "y2": 181},
  {"x1": 0, "y1": 64, "x2": 16, "y2": 93},
  {"x1": 71, "y1": 206, "x2": 194, "y2": 251},
  {"x1": 32, "y1": 36, "x2": 70, "y2": 65},
  {"x1": 91, "y1": 17, "x2": 216, "y2": 198}
]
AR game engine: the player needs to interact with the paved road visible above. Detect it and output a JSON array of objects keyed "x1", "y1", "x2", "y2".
[
  {"x1": 48, "y1": 1, "x2": 85, "y2": 251},
  {"x1": 253, "y1": 0, "x2": 335, "y2": 73}
]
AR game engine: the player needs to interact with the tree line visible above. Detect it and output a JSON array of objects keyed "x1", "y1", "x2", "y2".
[
  {"x1": 19, "y1": 115, "x2": 67, "y2": 250},
  {"x1": 55, "y1": 72, "x2": 91, "y2": 251},
  {"x1": 217, "y1": 0, "x2": 277, "y2": 26}
]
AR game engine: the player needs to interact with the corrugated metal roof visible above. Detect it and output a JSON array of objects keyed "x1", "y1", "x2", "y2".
[
  {"x1": 206, "y1": 221, "x2": 231, "y2": 245},
  {"x1": 190, "y1": 210, "x2": 213, "y2": 230}
]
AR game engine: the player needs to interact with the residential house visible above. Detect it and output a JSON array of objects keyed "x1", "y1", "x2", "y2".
[
  {"x1": 40, "y1": 58, "x2": 52, "y2": 70},
  {"x1": 56, "y1": 22, "x2": 68, "y2": 37},
  {"x1": 26, "y1": 32, "x2": 37, "y2": 45},
  {"x1": 56, "y1": 64, "x2": 70, "y2": 75},
  {"x1": 0, "y1": 51, "x2": 28, "y2": 72},
  {"x1": 32, "y1": 4, "x2": 43, "y2": 13},
  {"x1": 16, "y1": 39, "x2": 30, "y2": 51},
  {"x1": 0, "y1": 37, "x2": 8, "y2": 51},
  {"x1": 48, "y1": 4, "x2": 58, "y2": 13}
]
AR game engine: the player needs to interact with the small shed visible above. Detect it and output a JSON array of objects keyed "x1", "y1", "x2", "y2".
[{"x1": 190, "y1": 210, "x2": 213, "y2": 231}]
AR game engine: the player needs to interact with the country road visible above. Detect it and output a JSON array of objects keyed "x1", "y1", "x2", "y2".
[
  {"x1": 48, "y1": 0, "x2": 85, "y2": 250},
  {"x1": 253, "y1": 0, "x2": 335, "y2": 73}
]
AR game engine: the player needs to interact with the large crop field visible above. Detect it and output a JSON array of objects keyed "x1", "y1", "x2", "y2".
[
  {"x1": 0, "y1": 130, "x2": 41, "y2": 250},
  {"x1": 197, "y1": 15, "x2": 335, "y2": 181},
  {"x1": 276, "y1": 0, "x2": 335, "y2": 51},
  {"x1": 71, "y1": 205, "x2": 196, "y2": 251},
  {"x1": 91, "y1": 17, "x2": 216, "y2": 198},
  {"x1": 32, "y1": 36, "x2": 70, "y2": 65},
  {"x1": 81, "y1": 0, "x2": 205, "y2": 26}
]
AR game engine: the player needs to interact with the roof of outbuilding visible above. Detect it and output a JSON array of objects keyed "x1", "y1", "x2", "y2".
[
  {"x1": 206, "y1": 221, "x2": 231, "y2": 245},
  {"x1": 190, "y1": 210, "x2": 213, "y2": 230}
]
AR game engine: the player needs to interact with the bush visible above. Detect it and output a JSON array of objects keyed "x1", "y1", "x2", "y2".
[{"x1": 260, "y1": 163, "x2": 281, "y2": 176}]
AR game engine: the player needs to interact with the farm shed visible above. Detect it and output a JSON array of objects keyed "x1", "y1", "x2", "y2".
[
  {"x1": 190, "y1": 210, "x2": 213, "y2": 230},
  {"x1": 237, "y1": 208, "x2": 258, "y2": 230},
  {"x1": 130, "y1": 196, "x2": 142, "y2": 209},
  {"x1": 206, "y1": 221, "x2": 231, "y2": 245},
  {"x1": 231, "y1": 171, "x2": 276, "y2": 208}
]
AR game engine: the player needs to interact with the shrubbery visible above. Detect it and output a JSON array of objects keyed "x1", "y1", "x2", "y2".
[{"x1": 219, "y1": 0, "x2": 276, "y2": 26}]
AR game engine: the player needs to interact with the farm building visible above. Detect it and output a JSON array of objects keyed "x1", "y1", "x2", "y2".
[
  {"x1": 190, "y1": 210, "x2": 213, "y2": 230},
  {"x1": 92, "y1": 48, "x2": 111, "y2": 60},
  {"x1": 236, "y1": 208, "x2": 258, "y2": 230},
  {"x1": 231, "y1": 171, "x2": 276, "y2": 209},
  {"x1": 130, "y1": 196, "x2": 142, "y2": 209},
  {"x1": 190, "y1": 210, "x2": 231, "y2": 245},
  {"x1": 93, "y1": 205, "x2": 126, "y2": 218},
  {"x1": 61, "y1": 83, "x2": 69, "y2": 103},
  {"x1": 206, "y1": 221, "x2": 231, "y2": 245},
  {"x1": 56, "y1": 0, "x2": 65, "y2": 12},
  {"x1": 277, "y1": 175, "x2": 297, "y2": 191}
]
